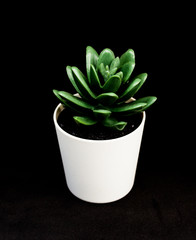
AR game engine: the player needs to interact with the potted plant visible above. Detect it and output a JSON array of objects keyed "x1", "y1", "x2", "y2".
[{"x1": 53, "y1": 46, "x2": 157, "y2": 203}]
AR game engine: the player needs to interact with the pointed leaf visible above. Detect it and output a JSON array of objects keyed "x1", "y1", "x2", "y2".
[
  {"x1": 53, "y1": 89, "x2": 70, "y2": 107},
  {"x1": 53, "y1": 89, "x2": 65, "y2": 103},
  {"x1": 118, "y1": 96, "x2": 157, "y2": 116},
  {"x1": 53, "y1": 90, "x2": 83, "y2": 113},
  {"x1": 115, "y1": 71, "x2": 123, "y2": 80},
  {"x1": 73, "y1": 116, "x2": 97, "y2": 126},
  {"x1": 119, "y1": 49, "x2": 135, "y2": 83},
  {"x1": 90, "y1": 64, "x2": 102, "y2": 91},
  {"x1": 66, "y1": 66, "x2": 82, "y2": 96},
  {"x1": 136, "y1": 73, "x2": 148, "y2": 82},
  {"x1": 118, "y1": 72, "x2": 148, "y2": 103},
  {"x1": 96, "y1": 92, "x2": 119, "y2": 105},
  {"x1": 93, "y1": 109, "x2": 111, "y2": 121},
  {"x1": 119, "y1": 78, "x2": 141, "y2": 102},
  {"x1": 120, "y1": 61, "x2": 135, "y2": 83},
  {"x1": 133, "y1": 96, "x2": 157, "y2": 111},
  {"x1": 58, "y1": 91, "x2": 94, "y2": 110},
  {"x1": 120, "y1": 49, "x2": 135, "y2": 66},
  {"x1": 102, "y1": 117, "x2": 127, "y2": 131},
  {"x1": 102, "y1": 75, "x2": 121, "y2": 93},
  {"x1": 125, "y1": 73, "x2": 147, "y2": 99},
  {"x1": 99, "y1": 63, "x2": 110, "y2": 81},
  {"x1": 109, "y1": 67, "x2": 118, "y2": 76},
  {"x1": 110, "y1": 57, "x2": 120, "y2": 70},
  {"x1": 97, "y1": 48, "x2": 115, "y2": 69},
  {"x1": 114, "y1": 121, "x2": 127, "y2": 131},
  {"x1": 110, "y1": 101, "x2": 147, "y2": 114},
  {"x1": 86, "y1": 46, "x2": 99, "y2": 83},
  {"x1": 72, "y1": 67, "x2": 96, "y2": 100},
  {"x1": 119, "y1": 73, "x2": 147, "y2": 102}
]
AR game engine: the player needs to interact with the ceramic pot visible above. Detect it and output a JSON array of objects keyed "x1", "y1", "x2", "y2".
[{"x1": 53, "y1": 103, "x2": 146, "y2": 203}]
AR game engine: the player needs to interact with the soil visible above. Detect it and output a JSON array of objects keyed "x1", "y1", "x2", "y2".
[{"x1": 57, "y1": 108, "x2": 143, "y2": 140}]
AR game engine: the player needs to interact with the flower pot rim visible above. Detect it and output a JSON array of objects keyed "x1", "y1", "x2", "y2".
[{"x1": 53, "y1": 103, "x2": 146, "y2": 143}]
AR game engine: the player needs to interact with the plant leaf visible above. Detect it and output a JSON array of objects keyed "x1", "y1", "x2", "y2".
[
  {"x1": 102, "y1": 75, "x2": 121, "y2": 93},
  {"x1": 115, "y1": 71, "x2": 123, "y2": 80},
  {"x1": 117, "y1": 96, "x2": 157, "y2": 116},
  {"x1": 93, "y1": 109, "x2": 111, "y2": 121},
  {"x1": 109, "y1": 101, "x2": 147, "y2": 114},
  {"x1": 66, "y1": 66, "x2": 83, "y2": 96},
  {"x1": 96, "y1": 92, "x2": 119, "y2": 105},
  {"x1": 118, "y1": 73, "x2": 146, "y2": 102},
  {"x1": 86, "y1": 46, "x2": 99, "y2": 83},
  {"x1": 119, "y1": 61, "x2": 135, "y2": 83},
  {"x1": 119, "y1": 49, "x2": 135, "y2": 83},
  {"x1": 136, "y1": 73, "x2": 148, "y2": 82},
  {"x1": 58, "y1": 91, "x2": 94, "y2": 110},
  {"x1": 118, "y1": 78, "x2": 141, "y2": 102},
  {"x1": 110, "y1": 57, "x2": 120, "y2": 70},
  {"x1": 102, "y1": 117, "x2": 127, "y2": 131},
  {"x1": 120, "y1": 49, "x2": 135, "y2": 66},
  {"x1": 133, "y1": 96, "x2": 157, "y2": 111},
  {"x1": 114, "y1": 122, "x2": 127, "y2": 131},
  {"x1": 53, "y1": 90, "x2": 83, "y2": 114},
  {"x1": 97, "y1": 48, "x2": 115, "y2": 69},
  {"x1": 109, "y1": 67, "x2": 118, "y2": 76},
  {"x1": 109, "y1": 57, "x2": 120, "y2": 76},
  {"x1": 53, "y1": 89, "x2": 71, "y2": 107},
  {"x1": 90, "y1": 64, "x2": 102, "y2": 91},
  {"x1": 118, "y1": 73, "x2": 147, "y2": 103},
  {"x1": 99, "y1": 63, "x2": 110, "y2": 81},
  {"x1": 72, "y1": 67, "x2": 96, "y2": 100},
  {"x1": 127, "y1": 73, "x2": 147, "y2": 97},
  {"x1": 73, "y1": 116, "x2": 97, "y2": 126}
]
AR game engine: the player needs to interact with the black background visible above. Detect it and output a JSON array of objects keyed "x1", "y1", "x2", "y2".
[{"x1": 1, "y1": 5, "x2": 196, "y2": 240}]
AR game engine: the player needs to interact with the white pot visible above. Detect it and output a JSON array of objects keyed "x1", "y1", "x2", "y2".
[{"x1": 53, "y1": 103, "x2": 146, "y2": 203}]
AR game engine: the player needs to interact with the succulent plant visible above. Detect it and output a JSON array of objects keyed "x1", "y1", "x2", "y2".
[{"x1": 53, "y1": 46, "x2": 157, "y2": 131}]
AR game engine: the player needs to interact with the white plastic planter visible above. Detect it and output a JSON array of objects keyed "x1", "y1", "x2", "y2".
[{"x1": 53, "y1": 103, "x2": 146, "y2": 203}]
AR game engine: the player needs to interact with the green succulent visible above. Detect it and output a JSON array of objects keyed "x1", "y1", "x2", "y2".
[{"x1": 53, "y1": 46, "x2": 157, "y2": 131}]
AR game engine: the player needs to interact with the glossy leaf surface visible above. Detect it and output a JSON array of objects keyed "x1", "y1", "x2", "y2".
[
  {"x1": 53, "y1": 89, "x2": 72, "y2": 108},
  {"x1": 66, "y1": 66, "x2": 82, "y2": 96},
  {"x1": 133, "y1": 96, "x2": 157, "y2": 111},
  {"x1": 115, "y1": 71, "x2": 123, "y2": 80},
  {"x1": 120, "y1": 49, "x2": 135, "y2": 66},
  {"x1": 93, "y1": 109, "x2": 111, "y2": 121},
  {"x1": 58, "y1": 91, "x2": 94, "y2": 110},
  {"x1": 99, "y1": 63, "x2": 110, "y2": 81},
  {"x1": 96, "y1": 92, "x2": 119, "y2": 105},
  {"x1": 118, "y1": 73, "x2": 147, "y2": 102},
  {"x1": 73, "y1": 116, "x2": 97, "y2": 126},
  {"x1": 97, "y1": 48, "x2": 115, "y2": 68},
  {"x1": 86, "y1": 46, "x2": 99, "y2": 83},
  {"x1": 102, "y1": 117, "x2": 127, "y2": 130},
  {"x1": 119, "y1": 61, "x2": 135, "y2": 83},
  {"x1": 110, "y1": 101, "x2": 147, "y2": 114},
  {"x1": 90, "y1": 64, "x2": 102, "y2": 91},
  {"x1": 110, "y1": 57, "x2": 120, "y2": 70},
  {"x1": 53, "y1": 90, "x2": 84, "y2": 114},
  {"x1": 102, "y1": 75, "x2": 121, "y2": 93},
  {"x1": 119, "y1": 49, "x2": 135, "y2": 83},
  {"x1": 72, "y1": 67, "x2": 96, "y2": 100}
]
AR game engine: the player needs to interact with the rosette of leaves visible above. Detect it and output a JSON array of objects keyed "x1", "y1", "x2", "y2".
[{"x1": 53, "y1": 46, "x2": 157, "y2": 130}]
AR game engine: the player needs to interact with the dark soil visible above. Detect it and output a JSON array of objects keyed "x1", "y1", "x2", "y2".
[{"x1": 57, "y1": 109, "x2": 143, "y2": 140}]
